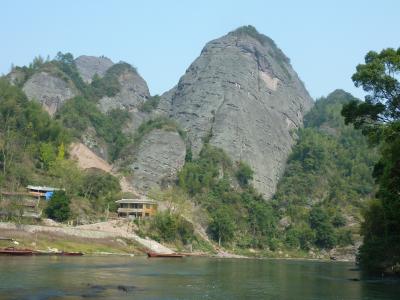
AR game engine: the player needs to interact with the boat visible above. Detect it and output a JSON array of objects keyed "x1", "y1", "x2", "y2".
[
  {"x1": 59, "y1": 251, "x2": 83, "y2": 256},
  {"x1": 33, "y1": 250, "x2": 83, "y2": 256},
  {"x1": 146, "y1": 251, "x2": 184, "y2": 258},
  {"x1": 0, "y1": 247, "x2": 34, "y2": 256}
]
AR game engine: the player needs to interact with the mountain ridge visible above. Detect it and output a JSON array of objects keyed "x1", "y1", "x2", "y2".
[{"x1": 156, "y1": 25, "x2": 313, "y2": 198}]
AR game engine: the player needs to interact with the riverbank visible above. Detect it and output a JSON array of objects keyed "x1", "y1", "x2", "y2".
[
  {"x1": 0, "y1": 227, "x2": 143, "y2": 255},
  {"x1": 0, "y1": 221, "x2": 356, "y2": 261}
]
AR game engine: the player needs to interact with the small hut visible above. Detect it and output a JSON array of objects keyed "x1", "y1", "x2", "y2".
[{"x1": 116, "y1": 197, "x2": 157, "y2": 219}]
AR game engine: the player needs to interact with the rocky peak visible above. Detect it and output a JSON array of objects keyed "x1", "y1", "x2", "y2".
[
  {"x1": 159, "y1": 26, "x2": 314, "y2": 198},
  {"x1": 75, "y1": 55, "x2": 114, "y2": 83},
  {"x1": 98, "y1": 63, "x2": 150, "y2": 113}
]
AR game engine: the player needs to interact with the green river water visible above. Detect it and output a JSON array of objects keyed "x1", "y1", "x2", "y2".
[{"x1": 0, "y1": 256, "x2": 399, "y2": 299}]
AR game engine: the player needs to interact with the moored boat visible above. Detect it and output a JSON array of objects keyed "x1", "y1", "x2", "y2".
[
  {"x1": 146, "y1": 251, "x2": 184, "y2": 258},
  {"x1": 60, "y1": 251, "x2": 83, "y2": 256},
  {"x1": 0, "y1": 247, "x2": 34, "y2": 256},
  {"x1": 34, "y1": 250, "x2": 84, "y2": 256}
]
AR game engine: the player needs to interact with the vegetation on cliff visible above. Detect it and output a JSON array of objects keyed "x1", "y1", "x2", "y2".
[
  {"x1": 178, "y1": 145, "x2": 278, "y2": 248},
  {"x1": 9, "y1": 53, "x2": 137, "y2": 163}
]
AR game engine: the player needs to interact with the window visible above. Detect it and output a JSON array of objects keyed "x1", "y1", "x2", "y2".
[{"x1": 145, "y1": 213, "x2": 150, "y2": 217}]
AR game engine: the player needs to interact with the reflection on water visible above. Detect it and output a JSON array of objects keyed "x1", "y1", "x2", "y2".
[{"x1": 0, "y1": 256, "x2": 399, "y2": 299}]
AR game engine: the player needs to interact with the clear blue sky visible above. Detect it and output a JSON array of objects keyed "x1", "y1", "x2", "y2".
[{"x1": 1, "y1": 0, "x2": 398, "y2": 99}]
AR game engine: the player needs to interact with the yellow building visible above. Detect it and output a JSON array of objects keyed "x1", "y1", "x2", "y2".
[{"x1": 116, "y1": 197, "x2": 157, "y2": 219}]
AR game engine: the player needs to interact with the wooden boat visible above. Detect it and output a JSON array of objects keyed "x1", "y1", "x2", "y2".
[
  {"x1": 33, "y1": 250, "x2": 83, "y2": 256},
  {"x1": 0, "y1": 247, "x2": 34, "y2": 256},
  {"x1": 146, "y1": 251, "x2": 184, "y2": 258},
  {"x1": 59, "y1": 251, "x2": 83, "y2": 256}
]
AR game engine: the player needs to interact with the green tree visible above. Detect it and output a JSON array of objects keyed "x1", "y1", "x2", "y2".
[
  {"x1": 39, "y1": 142, "x2": 56, "y2": 169},
  {"x1": 79, "y1": 170, "x2": 121, "y2": 211},
  {"x1": 309, "y1": 207, "x2": 336, "y2": 249},
  {"x1": 208, "y1": 207, "x2": 236, "y2": 246},
  {"x1": 44, "y1": 191, "x2": 71, "y2": 222},
  {"x1": 341, "y1": 48, "x2": 400, "y2": 273}
]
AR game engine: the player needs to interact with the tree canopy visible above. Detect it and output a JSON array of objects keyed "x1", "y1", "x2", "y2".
[{"x1": 342, "y1": 48, "x2": 400, "y2": 274}]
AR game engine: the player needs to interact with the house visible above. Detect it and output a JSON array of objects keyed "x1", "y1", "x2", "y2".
[
  {"x1": 26, "y1": 185, "x2": 62, "y2": 200},
  {"x1": 116, "y1": 197, "x2": 157, "y2": 219},
  {"x1": 0, "y1": 192, "x2": 42, "y2": 219},
  {"x1": 0, "y1": 185, "x2": 63, "y2": 219}
]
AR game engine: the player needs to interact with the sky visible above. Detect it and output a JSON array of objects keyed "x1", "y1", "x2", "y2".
[{"x1": 1, "y1": 0, "x2": 399, "y2": 100}]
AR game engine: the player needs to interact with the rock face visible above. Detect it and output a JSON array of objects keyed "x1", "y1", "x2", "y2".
[
  {"x1": 75, "y1": 55, "x2": 114, "y2": 83},
  {"x1": 98, "y1": 66, "x2": 150, "y2": 113},
  {"x1": 159, "y1": 26, "x2": 313, "y2": 198},
  {"x1": 128, "y1": 129, "x2": 186, "y2": 191},
  {"x1": 23, "y1": 72, "x2": 77, "y2": 115}
]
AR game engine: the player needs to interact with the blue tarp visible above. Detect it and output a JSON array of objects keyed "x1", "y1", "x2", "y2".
[{"x1": 45, "y1": 191, "x2": 54, "y2": 200}]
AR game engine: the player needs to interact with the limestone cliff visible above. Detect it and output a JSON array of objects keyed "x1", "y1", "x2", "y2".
[
  {"x1": 75, "y1": 55, "x2": 114, "y2": 83},
  {"x1": 22, "y1": 72, "x2": 78, "y2": 116},
  {"x1": 98, "y1": 64, "x2": 150, "y2": 113},
  {"x1": 128, "y1": 129, "x2": 186, "y2": 191},
  {"x1": 159, "y1": 26, "x2": 313, "y2": 198}
]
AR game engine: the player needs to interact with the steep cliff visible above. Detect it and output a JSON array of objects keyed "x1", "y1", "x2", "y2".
[
  {"x1": 75, "y1": 55, "x2": 114, "y2": 83},
  {"x1": 98, "y1": 64, "x2": 150, "y2": 113},
  {"x1": 22, "y1": 72, "x2": 78, "y2": 116},
  {"x1": 159, "y1": 26, "x2": 313, "y2": 198},
  {"x1": 128, "y1": 129, "x2": 186, "y2": 191}
]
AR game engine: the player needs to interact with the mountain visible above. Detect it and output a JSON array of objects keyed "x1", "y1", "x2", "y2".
[
  {"x1": 0, "y1": 26, "x2": 378, "y2": 255},
  {"x1": 4, "y1": 26, "x2": 313, "y2": 198},
  {"x1": 156, "y1": 26, "x2": 313, "y2": 198}
]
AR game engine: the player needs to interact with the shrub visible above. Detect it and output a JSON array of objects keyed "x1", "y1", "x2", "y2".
[
  {"x1": 139, "y1": 95, "x2": 160, "y2": 113},
  {"x1": 236, "y1": 161, "x2": 254, "y2": 187}
]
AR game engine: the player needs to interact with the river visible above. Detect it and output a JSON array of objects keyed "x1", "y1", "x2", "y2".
[{"x1": 0, "y1": 256, "x2": 399, "y2": 299}]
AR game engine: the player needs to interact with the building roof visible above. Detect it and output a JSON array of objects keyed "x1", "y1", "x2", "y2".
[
  {"x1": 26, "y1": 185, "x2": 62, "y2": 192},
  {"x1": 115, "y1": 198, "x2": 157, "y2": 205}
]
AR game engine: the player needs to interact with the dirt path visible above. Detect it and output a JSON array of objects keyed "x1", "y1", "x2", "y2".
[{"x1": 77, "y1": 220, "x2": 174, "y2": 254}]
